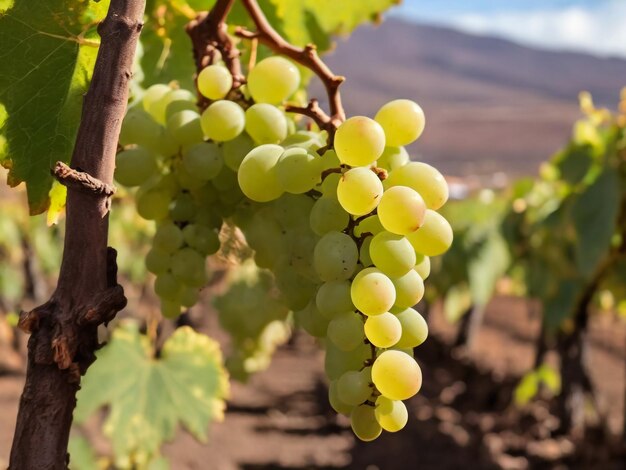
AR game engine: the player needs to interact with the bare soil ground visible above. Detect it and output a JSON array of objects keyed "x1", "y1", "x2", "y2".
[{"x1": 1, "y1": 296, "x2": 625, "y2": 469}]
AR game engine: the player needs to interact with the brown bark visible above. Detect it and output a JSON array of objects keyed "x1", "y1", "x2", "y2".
[{"x1": 8, "y1": 0, "x2": 145, "y2": 468}]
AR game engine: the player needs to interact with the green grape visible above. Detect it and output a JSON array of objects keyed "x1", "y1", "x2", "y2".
[
  {"x1": 377, "y1": 146, "x2": 410, "y2": 172},
  {"x1": 245, "y1": 103, "x2": 288, "y2": 144},
  {"x1": 237, "y1": 144, "x2": 284, "y2": 202},
  {"x1": 154, "y1": 222, "x2": 184, "y2": 253},
  {"x1": 281, "y1": 130, "x2": 325, "y2": 152},
  {"x1": 164, "y1": 89, "x2": 197, "y2": 121},
  {"x1": 294, "y1": 300, "x2": 329, "y2": 338},
  {"x1": 414, "y1": 254, "x2": 431, "y2": 280},
  {"x1": 247, "y1": 56, "x2": 300, "y2": 104},
  {"x1": 182, "y1": 224, "x2": 220, "y2": 255},
  {"x1": 319, "y1": 149, "x2": 341, "y2": 171},
  {"x1": 375, "y1": 99, "x2": 425, "y2": 147},
  {"x1": 313, "y1": 231, "x2": 358, "y2": 281},
  {"x1": 385, "y1": 162, "x2": 449, "y2": 210},
  {"x1": 327, "y1": 312, "x2": 364, "y2": 351},
  {"x1": 337, "y1": 167, "x2": 384, "y2": 216},
  {"x1": 394, "y1": 308, "x2": 428, "y2": 348},
  {"x1": 309, "y1": 197, "x2": 349, "y2": 236},
  {"x1": 161, "y1": 300, "x2": 182, "y2": 319},
  {"x1": 320, "y1": 172, "x2": 341, "y2": 199},
  {"x1": 212, "y1": 165, "x2": 239, "y2": 192},
  {"x1": 338, "y1": 370, "x2": 372, "y2": 406},
  {"x1": 372, "y1": 350, "x2": 422, "y2": 401},
  {"x1": 155, "y1": 273, "x2": 182, "y2": 301},
  {"x1": 145, "y1": 248, "x2": 171, "y2": 275},
  {"x1": 374, "y1": 396, "x2": 408, "y2": 432},
  {"x1": 114, "y1": 147, "x2": 158, "y2": 187},
  {"x1": 364, "y1": 312, "x2": 401, "y2": 348},
  {"x1": 272, "y1": 194, "x2": 315, "y2": 229},
  {"x1": 171, "y1": 247, "x2": 206, "y2": 287},
  {"x1": 359, "y1": 237, "x2": 373, "y2": 267},
  {"x1": 324, "y1": 340, "x2": 369, "y2": 380},
  {"x1": 197, "y1": 64, "x2": 233, "y2": 100},
  {"x1": 329, "y1": 380, "x2": 354, "y2": 416},
  {"x1": 170, "y1": 192, "x2": 197, "y2": 222},
  {"x1": 316, "y1": 281, "x2": 354, "y2": 319},
  {"x1": 354, "y1": 215, "x2": 385, "y2": 238},
  {"x1": 223, "y1": 133, "x2": 255, "y2": 171},
  {"x1": 201, "y1": 100, "x2": 245, "y2": 142},
  {"x1": 180, "y1": 287, "x2": 199, "y2": 308},
  {"x1": 351, "y1": 268, "x2": 395, "y2": 316},
  {"x1": 369, "y1": 231, "x2": 416, "y2": 277},
  {"x1": 174, "y1": 162, "x2": 205, "y2": 191},
  {"x1": 142, "y1": 84, "x2": 172, "y2": 124},
  {"x1": 182, "y1": 142, "x2": 223, "y2": 181},
  {"x1": 275, "y1": 147, "x2": 321, "y2": 194},
  {"x1": 406, "y1": 210, "x2": 453, "y2": 256},
  {"x1": 334, "y1": 116, "x2": 386, "y2": 167},
  {"x1": 351, "y1": 405, "x2": 382, "y2": 442},
  {"x1": 378, "y1": 186, "x2": 427, "y2": 235},
  {"x1": 119, "y1": 107, "x2": 163, "y2": 148},
  {"x1": 274, "y1": 262, "x2": 317, "y2": 311},
  {"x1": 166, "y1": 110, "x2": 204, "y2": 146},
  {"x1": 136, "y1": 189, "x2": 171, "y2": 221},
  {"x1": 391, "y1": 270, "x2": 424, "y2": 309}
]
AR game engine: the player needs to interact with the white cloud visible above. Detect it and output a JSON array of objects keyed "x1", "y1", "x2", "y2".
[{"x1": 420, "y1": 1, "x2": 626, "y2": 58}]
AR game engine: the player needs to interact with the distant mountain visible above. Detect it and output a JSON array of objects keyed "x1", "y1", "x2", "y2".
[{"x1": 311, "y1": 20, "x2": 626, "y2": 177}]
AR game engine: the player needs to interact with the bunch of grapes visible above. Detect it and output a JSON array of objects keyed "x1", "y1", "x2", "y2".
[{"x1": 115, "y1": 52, "x2": 452, "y2": 440}]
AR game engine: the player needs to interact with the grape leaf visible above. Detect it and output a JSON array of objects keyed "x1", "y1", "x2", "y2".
[
  {"x1": 467, "y1": 230, "x2": 510, "y2": 307},
  {"x1": 0, "y1": 0, "x2": 108, "y2": 214},
  {"x1": 75, "y1": 321, "x2": 229, "y2": 466}
]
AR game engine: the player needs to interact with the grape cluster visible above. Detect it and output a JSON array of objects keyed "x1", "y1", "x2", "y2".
[{"x1": 115, "y1": 53, "x2": 452, "y2": 440}]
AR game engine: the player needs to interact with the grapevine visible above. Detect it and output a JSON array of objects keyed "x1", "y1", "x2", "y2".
[{"x1": 112, "y1": 0, "x2": 453, "y2": 441}]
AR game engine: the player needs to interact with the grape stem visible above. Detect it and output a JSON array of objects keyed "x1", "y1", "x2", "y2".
[
  {"x1": 285, "y1": 99, "x2": 333, "y2": 134},
  {"x1": 236, "y1": 0, "x2": 346, "y2": 135},
  {"x1": 186, "y1": 0, "x2": 244, "y2": 93}
]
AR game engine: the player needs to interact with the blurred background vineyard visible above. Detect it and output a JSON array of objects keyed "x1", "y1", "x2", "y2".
[{"x1": 1, "y1": 0, "x2": 625, "y2": 469}]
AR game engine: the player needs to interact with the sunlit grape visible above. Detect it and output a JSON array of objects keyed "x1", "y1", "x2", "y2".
[
  {"x1": 247, "y1": 56, "x2": 300, "y2": 104},
  {"x1": 197, "y1": 64, "x2": 233, "y2": 100},
  {"x1": 334, "y1": 116, "x2": 386, "y2": 167},
  {"x1": 372, "y1": 350, "x2": 422, "y2": 401},
  {"x1": 337, "y1": 167, "x2": 383, "y2": 216},
  {"x1": 201, "y1": 100, "x2": 245, "y2": 142},
  {"x1": 406, "y1": 210, "x2": 453, "y2": 256},
  {"x1": 375, "y1": 99, "x2": 425, "y2": 147}
]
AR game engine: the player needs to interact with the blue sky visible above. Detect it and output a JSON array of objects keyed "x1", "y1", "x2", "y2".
[{"x1": 393, "y1": 0, "x2": 626, "y2": 58}]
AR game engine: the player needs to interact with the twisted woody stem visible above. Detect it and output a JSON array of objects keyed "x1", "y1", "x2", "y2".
[{"x1": 187, "y1": 0, "x2": 346, "y2": 138}]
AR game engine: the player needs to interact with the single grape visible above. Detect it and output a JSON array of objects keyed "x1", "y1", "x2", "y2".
[
  {"x1": 316, "y1": 281, "x2": 354, "y2": 319},
  {"x1": 391, "y1": 270, "x2": 424, "y2": 309},
  {"x1": 167, "y1": 110, "x2": 204, "y2": 146},
  {"x1": 201, "y1": 100, "x2": 245, "y2": 142},
  {"x1": 377, "y1": 146, "x2": 410, "y2": 172},
  {"x1": 313, "y1": 231, "x2": 359, "y2": 281},
  {"x1": 170, "y1": 192, "x2": 197, "y2": 222},
  {"x1": 414, "y1": 254, "x2": 431, "y2": 280},
  {"x1": 327, "y1": 312, "x2": 365, "y2": 351},
  {"x1": 394, "y1": 308, "x2": 428, "y2": 348},
  {"x1": 329, "y1": 380, "x2": 354, "y2": 416},
  {"x1": 182, "y1": 142, "x2": 223, "y2": 181},
  {"x1": 136, "y1": 190, "x2": 171, "y2": 221},
  {"x1": 182, "y1": 224, "x2": 220, "y2": 256},
  {"x1": 369, "y1": 231, "x2": 416, "y2": 277},
  {"x1": 385, "y1": 162, "x2": 448, "y2": 210},
  {"x1": 334, "y1": 116, "x2": 386, "y2": 167},
  {"x1": 351, "y1": 405, "x2": 382, "y2": 442},
  {"x1": 119, "y1": 107, "x2": 164, "y2": 150},
  {"x1": 338, "y1": 369, "x2": 372, "y2": 406},
  {"x1": 247, "y1": 56, "x2": 300, "y2": 104},
  {"x1": 372, "y1": 350, "x2": 422, "y2": 401},
  {"x1": 180, "y1": 287, "x2": 199, "y2": 308},
  {"x1": 378, "y1": 186, "x2": 427, "y2": 235},
  {"x1": 375, "y1": 99, "x2": 425, "y2": 147},
  {"x1": 272, "y1": 193, "x2": 315, "y2": 228},
  {"x1": 294, "y1": 300, "x2": 329, "y2": 338},
  {"x1": 275, "y1": 147, "x2": 321, "y2": 194},
  {"x1": 155, "y1": 273, "x2": 182, "y2": 301},
  {"x1": 364, "y1": 312, "x2": 401, "y2": 348},
  {"x1": 197, "y1": 64, "x2": 233, "y2": 100},
  {"x1": 406, "y1": 210, "x2": 453, "y2": 256},
  {"x1": 114, "y1": 147, "x2": 158, "y2": 187},
  {"x1": 142, "y1": 84, "x2": 171, "y2": 124},
  {"x1": 309, "y1": 197, "x2": 350, "y2": 236},
  {"x1": 337, "y1": 167, "x2": 384, "y2": 216},
  {"x1": 171, "y1": 247, "x2": 206, "y2": 287},
  {"x1": 223, "y1": 133, "x2": 255, "y2": 171},
  {"x1": 245, "y1": 103, "x2": 288, "y2": 144},
  {"x1": 145, "y1": 248, "x2": 171, "y2": 275},
  {"x1": 374, "y1": 396, "x2": 408, "y2": 432},
  {"x1": 154, "y1": 222, "x2": 184, "y2": 253},
  {"x1": 354, "y1": 215, "x2": 385, "y2": 238},
  {"x1": 320, "y1": 172, "x2": 341, "y2": 199},
  {"x1": 161, "y1": 300, "x2": 182, "y2": 319},
  {"x1": 237, "y1": 144, "x2": 284, "y2": 202},
  {"x1": 351, "y1": 268, "x2": 396, "y2": 316}
]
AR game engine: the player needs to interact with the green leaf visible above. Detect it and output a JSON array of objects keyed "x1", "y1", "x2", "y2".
[
  {"x1": 0, "y1": 0, "x2": 108, "y2": 214},
  {"x1": 554, "y1": 145, "x2": 593, "y2": 186},
  {"x1": 68, "y1": 436, "x2": 100, "y2": 470},
  {"x1": 443, "y1": 284, "x2": 472, "y2": 324},
  {"x1": 467, "y1": 231, "x2": 510, "y2": 306},
  {"x1": 75, "y1": 321, "x2": 229, "y2": 467},
  {"x1": 572, "y1": 167, "x2": 620, "y2": 278},
  {"x1": 543, "y1": 278, "x2": 583, "y2": 330},
  {"x1": 536, "y1": 364, "x2": 561, "y2": 395},
  {"x1": 514, "y1": 372, "x2": 539, "y2": 405}
]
